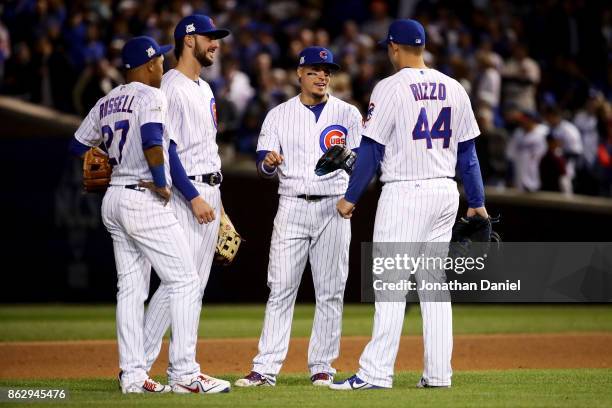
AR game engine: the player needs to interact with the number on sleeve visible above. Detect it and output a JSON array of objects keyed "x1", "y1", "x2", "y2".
[{"x1": 412, "y1": 107, "x2": 452, "y2": 149}]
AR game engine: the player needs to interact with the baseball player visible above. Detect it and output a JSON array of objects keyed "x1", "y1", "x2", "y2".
[
  {"x1": 235, "y1": 47, "x2": 362, "y2": 387},
  {"x1": 331, "y1": 20, "x2": 489, "y2": 390},
  {"x1": 68, "y1": 37, "x2": 204, "y2": 393},
  {"x1": 141, "y1": 15, "x2": 231, "y2": 393}
]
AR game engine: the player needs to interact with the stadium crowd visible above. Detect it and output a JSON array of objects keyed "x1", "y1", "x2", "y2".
[{"x1": 1, "y1": 0, "x2": 611, "y2": 196}]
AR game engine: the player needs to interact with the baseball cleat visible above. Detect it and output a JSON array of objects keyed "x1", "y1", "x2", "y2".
[
  {"x1": 122, "y1": 378, "x2": 172, "y2": 394},
  {"x1": 311, "y1": 372, "x2": 333, "y2": 386},
  {"x1": 234, "y1": 371, "x2": 276, "y2": 387},
  {"x1": 172, "y1": 373, "x2": 231, "y2": 394},
  {"x1": 416, "y1": 377, "x2": 451, "y2": 388},
  {"x1": 328, "y1": 374, "x2": 385, "y2": 390}
]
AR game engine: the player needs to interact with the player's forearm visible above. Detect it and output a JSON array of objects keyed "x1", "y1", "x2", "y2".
[
  {"x1": 143, "y1": 146, "x2": 167, "y2": 187},
  {"x1": 169, "y1": 141, "x2": 199, "y2": 201},
  {"x1": 457, "y1": 139, "x2": 485, "y2": 208},
  {"x1": 344, "y1": 136, "x2": 384, "y2": 204},
  {"x1": 141, "y1": 122, "x2": 167, "y2": 187}
]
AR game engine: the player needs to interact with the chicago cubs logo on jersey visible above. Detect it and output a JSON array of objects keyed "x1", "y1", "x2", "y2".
[
  {"x1": 319, "y1": 124, "x2": 347, "y2": 152},
  {"x1": 210, "y1": 98, "x2": 217, "y2": 129}
]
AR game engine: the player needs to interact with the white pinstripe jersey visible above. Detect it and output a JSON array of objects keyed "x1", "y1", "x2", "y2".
[
  {"x1": 257, "y1": 95, "x2": 362, "y2": 196},
  {"x1": 363, "y1": 68, "x2": 480, "y2": 183},
  {"x1": 161, "y1": 69, "x2": 220, "y2": 176},
  {"x1": 74, "y1": 82, "x2": 171, "y2": 186}
]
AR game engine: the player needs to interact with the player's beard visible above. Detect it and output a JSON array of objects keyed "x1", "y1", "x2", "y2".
[{"x1": 194, "y1": 41, "x2": 214, "y2": 67}]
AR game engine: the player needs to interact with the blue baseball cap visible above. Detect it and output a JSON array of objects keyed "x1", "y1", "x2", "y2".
[
  {"x1": 174, "y1": 14, "x2": 231, "y2": 40},
  {"x1": 122, "y1": 36, "x2": 173, "y2": 69},
  {"x1": 298, "y1": 47, "x2": 340, "y2": 71},
  {"x1": 379, "y1": 19, "x2": 426, "y2": 47}
]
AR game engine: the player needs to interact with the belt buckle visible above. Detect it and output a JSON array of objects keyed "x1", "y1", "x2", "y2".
[{"x1": 209, "y1": 173, "x2": 216, "y2": 185}]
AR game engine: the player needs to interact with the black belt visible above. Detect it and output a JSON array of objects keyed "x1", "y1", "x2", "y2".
[
  {"x1": 297, "y1": 194, "x2": 328, "y2": 201},
  {"x1": 124, "y1": 184, "x2": 146, "y2": 192},
  {"x1": 188, "y1": 172, "x2": 222, "y2": 186}
]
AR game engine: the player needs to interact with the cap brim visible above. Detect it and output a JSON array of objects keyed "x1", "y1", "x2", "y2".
[
  {"x1": 200, "y1": 29, "x2": 231, "y2": 39},
  {"x1": 378, "y1": 38, "x2": 391, "y2": 47},
  {"x1": 157, "y1": 44, "x2": 174, "y2": 56}
]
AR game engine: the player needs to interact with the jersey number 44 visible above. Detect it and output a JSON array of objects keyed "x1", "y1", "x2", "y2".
[{"x1": 412, "y1": 107, "x2": 452, "y2": 149}]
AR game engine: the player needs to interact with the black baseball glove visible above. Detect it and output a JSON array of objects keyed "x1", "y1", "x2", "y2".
[
  {"x1": 449, "y1": 215, "x2": 501, "y2": 258},
  {"x1": 314, "y1": 145, "x2": 356, "y2": 176}
]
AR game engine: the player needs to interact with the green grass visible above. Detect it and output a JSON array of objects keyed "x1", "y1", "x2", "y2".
[
  {"x1": 0, "y1": 304, "x2": 611, "y2": 342},
  {"x1": 1, "y1": 369, "x2": 611, "y2": 407}
]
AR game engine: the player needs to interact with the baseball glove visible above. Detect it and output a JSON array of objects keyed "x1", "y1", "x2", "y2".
[
  {"x1": 83, "y1": 147, "x2": 112, "y2": 193},
  {"x1": 449, "y1": 215, "x2": 501, "y2": 258},
  {"x1": 315, "y1": 145, "x2": 356, "y2": 176},
  {"x1": 214, "y1": 213, "x2": 243, "y2": 266}
]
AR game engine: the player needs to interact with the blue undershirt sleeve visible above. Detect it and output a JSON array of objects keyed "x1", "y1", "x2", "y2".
[
  {"x1": 169, "y1": 140, "x2": 199, "y2": 201},
  {"x1": 68, "y1": 137, "x2": 92, "y2": 157},
  {"x1": 344, "y1": 136, "x2": 385, "y2": 204},
  {"x1": 140, "y1": 122, "x2": 164, "y2": 149},
  {"x1": 457, "y1": 139, "x2": 485, "y2": 208}
]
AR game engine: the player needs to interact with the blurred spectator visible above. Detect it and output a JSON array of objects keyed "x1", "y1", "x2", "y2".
[
  {"x1": 506, "y1": 110, "x2": 548, "y2": 192},
  {"x1": 476, "y1": 112, "x2": 508, "y2": 187},
  {"x1": 1, "y1": 0, "x2": 611, "y2": 197},
  {"x1": 218, "y1": 58, "x2": 254, "y2": 119},
  {"x1": 362, "y1": 0, "x2": 393, "y2": 41},
  {"x1": 542, "y1": 105, "x2": 583, "y2": 194},
  {"x1": 501, "y1": 44, "x2": 540, "y2": 113},
  {"x1": 539, "y1": 135, "x2": 567, "y2": 193},
  {"x1": 2, "y1": 42, "x2": 36, "y2": 99},
  {"x1": 473, "y1": 50, "x2": 501, "y2": 128},
  {"x1": 73, "y1": 58, "x2": 122, "y2": 116},
  {"x1": 0, "y1": 21, "x2": 10, "y2": 84}
]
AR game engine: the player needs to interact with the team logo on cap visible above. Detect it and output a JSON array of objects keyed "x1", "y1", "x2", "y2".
[
  {"x1": 299, "y1": 56, "x2": 305, "y2": 65},
  {"x1": 209, "y1": 17, "x2": 216, "y2": 28},
  {"x1": 186, "y1": 23, "x2": 195, "y2": 33},
  {"x1": 146, "y1": 46, "x2": 155, "y2": 57},
  {"x1": 319, "y1": 124, "x2": 347, "y2": 152},
  {"x1": 319, "y1": 50, "x2": 328, "y2": 60},
  {"x1": 210, "y1": 98, "x2": 217, "y2": 129}
]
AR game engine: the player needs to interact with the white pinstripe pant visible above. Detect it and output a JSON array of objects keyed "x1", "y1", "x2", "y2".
[
  {"x1": 357, "y1": 178, "x2": 459, "y2": 388},
  {"x1": 143, "y1": 183, "x2": 221, "y2": 382},
  {"x1": 252, "y1": 195, "x2": 350, "y2": 377},
  {"x1": 101, "y1": 186, "x2": 201, "y2": 388}
]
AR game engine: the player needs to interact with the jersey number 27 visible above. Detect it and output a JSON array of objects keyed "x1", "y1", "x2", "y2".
[
  {"x1": 101, "y1": 119, "x2": 130, "y2": 166},
  {"x1": 412, "y1": 107, "x2": 451, "y2": 149}
]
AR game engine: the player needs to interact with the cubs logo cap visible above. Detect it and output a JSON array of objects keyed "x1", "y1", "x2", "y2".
[
  {"x1": 174, "y1": 14, "x2": 231, "y2": 40},
  {"x1": 379, "y1": 19, "x2": 426, "y2": 47},
  {"x1": 298, "y1": 46, "x2": 340, "y2": 71},
  {"x1": 122, "y1": 36, "x2": 173, "y2": 69}
]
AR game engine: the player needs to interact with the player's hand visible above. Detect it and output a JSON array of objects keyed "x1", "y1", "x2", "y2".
[
  {"x1": 337, "y1": 198, "x2": 355, "y2": 219},
  {"x1": 191, "y1": 196, "x2": 215, "y2": 224},
  {"x1": 264, "y1": 151, "x2": 284, "y2": 168},
  {"x1": 467, "y1": 207, "x2": 489, "y2": 218},
  {"x1": 138, "y1": 181, "x2": 171, "y2": 206}
]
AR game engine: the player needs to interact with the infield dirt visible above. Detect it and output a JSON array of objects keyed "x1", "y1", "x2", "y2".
[{"x1": 1, "y1": 333, "x2": 611, "y2": 379}]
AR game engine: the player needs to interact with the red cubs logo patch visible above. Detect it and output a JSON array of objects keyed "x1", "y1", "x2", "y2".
[
  {"x1": 319, "y1": 50, "x2": 328, "y2": 60},
  {"x1": 210, "y1": 98, "x2": 217, "y2": 129},
  {"x1": 319, "y1": 125, "x2": 347, "y2": 152}
]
